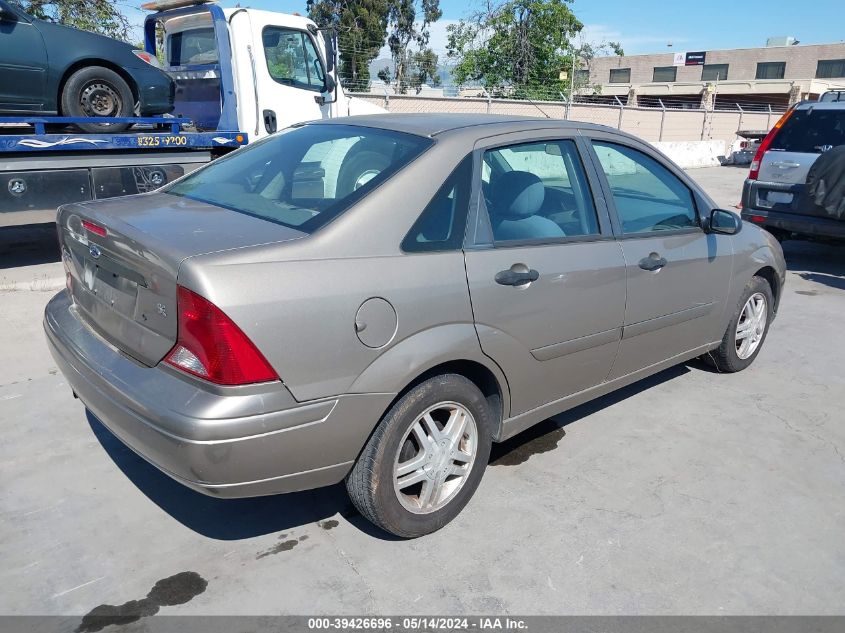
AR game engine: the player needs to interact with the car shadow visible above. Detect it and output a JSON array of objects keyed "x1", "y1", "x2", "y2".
[
  {"x1": 0, "y1": 223, "x2": 60, "y2": 268},
  {"x1": 489, "y1": 364, "x2": 690, "y2": 465},
  {"x1": 783, "y1": 240, "x2": 845, "y2": 279},
  {"x1": 88, "y1": 365, "x2": 691, "y2": 541},
  {"x1": 85, "y1": 411, "x2": 404, "y2": 541}
]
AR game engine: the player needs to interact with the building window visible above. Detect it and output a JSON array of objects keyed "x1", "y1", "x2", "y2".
[
  {"x1": 701, "y1": 64, "x2": 729, "y2": 81},
  {"x1": 609, "y1": 68, "x2": 631, "y2": 84},
  {"x1": 816, "y1": 59, "x2": 845, "y2": 79},
  {"x1": 756, "y1": 62, "x2": 786, "y2": 79},
  {"x1": 575, "y1": 69, "x2": 590, "y2": 84},
  {"x1": 652, "y1": 66, "x2": 677, "y2": 82}
]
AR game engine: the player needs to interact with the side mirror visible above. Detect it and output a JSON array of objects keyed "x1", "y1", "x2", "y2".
[
  {"x1": 323, "y1": 29, "x2": 336, "y2": 73},
  {"x1": 323, "y1": 73, "x2": 336, "y2": 95},
  {"x1": 708, "y1": 208, "x2": 741, "y2": 235}
]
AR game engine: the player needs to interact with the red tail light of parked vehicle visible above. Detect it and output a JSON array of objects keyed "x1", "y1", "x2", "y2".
[
  {"x1": 748, "y1": 108, "x2": 794, "y2": 181},
  {"x1": 164, "y1": 286, "x2": 279, "y2": 385}
]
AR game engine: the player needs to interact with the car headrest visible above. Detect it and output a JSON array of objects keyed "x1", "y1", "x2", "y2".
[{"x1": 491, "y1": 171, "x2": 545, "y2": 220}]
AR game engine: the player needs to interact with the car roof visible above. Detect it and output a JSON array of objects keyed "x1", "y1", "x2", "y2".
[
  {"x1": 793, "y1": 100, "x2": 845, "y2": 111},
  {"x1": 309, "y1": 113, "x2": 616, "y2": 138}
]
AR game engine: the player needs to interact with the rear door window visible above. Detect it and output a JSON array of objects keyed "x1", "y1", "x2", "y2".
[
  {"x1": 482, "y1": 140, "x2": 600, "y2": 243},
  {"x1": 770, "y1": 109, "x2": 845, "y2": 154}
]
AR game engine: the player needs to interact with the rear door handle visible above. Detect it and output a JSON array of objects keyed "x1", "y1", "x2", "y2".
[
  {"x1": 639, "y1": 254, "x2": 667, "y2": 271},
  {"x1": 495, "y1": 268, "x2": 539, "y2": 286}
]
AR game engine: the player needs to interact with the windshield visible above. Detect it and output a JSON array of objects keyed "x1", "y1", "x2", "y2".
[
  {"x1": 166, "y1": 124, "x2": 432, "y2": 233},
  {"x1": 771, "y1": 109, "x2": 845, "y2": 154}
]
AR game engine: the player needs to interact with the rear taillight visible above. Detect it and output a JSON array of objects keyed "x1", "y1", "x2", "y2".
[
  {"x1": 82, "y1": 219, "x2": 107, "y2": 237},
  {"x1": 132, "y1": 50, "x2": 162, "y2": 69},
  {"x1": 749, "y1": 108, "x2": 794, "y2": 181},
  {"x1": 164, "y1": 286, "x2": 279, "y2": 386}
]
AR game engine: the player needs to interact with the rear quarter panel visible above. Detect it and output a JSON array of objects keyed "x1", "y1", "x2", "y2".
[{"x1": 178, "y1": 136, "x2": 498, "y2": 404}]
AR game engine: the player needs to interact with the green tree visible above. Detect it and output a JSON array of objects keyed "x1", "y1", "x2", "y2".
[
  {"x1": 15, "y1": 0, "x2": 131, "y2": 41},
  {"x1": 376, "y1": 47, "x2": 441, "y2": 93},
  {"x1": 447, "y1": 0, "x2": 585, "y2": 100},
  {"x1": 385, "y1": 0, "x2": 441, "y2": 93},
  {"x1": 307, "y1": 0, "x2": 390, "y2": 90},
  {"x1": 570, "y1": 38, "x2": 624, "y2": 95}
]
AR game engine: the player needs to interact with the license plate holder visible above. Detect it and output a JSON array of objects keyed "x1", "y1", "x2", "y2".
[{"x1": 767, "y1": 191, "x2": 793, "y2": 205}]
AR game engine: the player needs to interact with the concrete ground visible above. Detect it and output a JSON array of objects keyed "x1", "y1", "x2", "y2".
[{"x1": 1, "y1": 166, "x2": 843, "y2": 619}]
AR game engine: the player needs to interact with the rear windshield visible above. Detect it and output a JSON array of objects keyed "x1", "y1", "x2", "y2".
[
  {"x1": 770, "y1": 109, "x2": 845, "y2": 153},
  {"x1": 166, "y1": 125, "x2": 432, "y2": 233},
  {"x1": 167, "y1": 28, "x2": 219, "y2": 66}
]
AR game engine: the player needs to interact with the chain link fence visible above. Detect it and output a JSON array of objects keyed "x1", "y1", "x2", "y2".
[{"x1": 348, "y1": 90, "x2": 784, "y2": 148}]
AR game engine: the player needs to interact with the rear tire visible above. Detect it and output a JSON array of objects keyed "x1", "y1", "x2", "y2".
[
  {"x1": 346, "y1": 374, "x2": 494, "y2": 538},
  {"x1": 706, "y1": 275, "x2": 774, "y2": 372},
  {"x1": 61, "y1": 66, "x2": 134, "y2": 133}
]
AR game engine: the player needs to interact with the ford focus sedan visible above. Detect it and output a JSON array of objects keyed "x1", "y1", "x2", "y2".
[{"x1": 45, "y1": 114, "x2": 786, "y2": 537}]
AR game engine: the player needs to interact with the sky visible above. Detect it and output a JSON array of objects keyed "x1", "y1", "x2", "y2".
[{"x1": 128, "y1": 0, "x2": 845, "y2": 57}]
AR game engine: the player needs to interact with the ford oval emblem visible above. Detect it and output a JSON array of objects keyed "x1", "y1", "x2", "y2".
[{"x1": 89, "y1": 244, "x2": 101, "y2": 259}]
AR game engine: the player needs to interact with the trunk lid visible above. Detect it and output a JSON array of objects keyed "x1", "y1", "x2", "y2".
[
  {"x1": 757, "y1": 150, "x2": 816, "y2": 186},
  {"x1": 58, "y1": 193, "x2": 306, "y2": 366}
]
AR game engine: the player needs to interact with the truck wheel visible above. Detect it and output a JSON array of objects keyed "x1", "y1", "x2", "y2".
[
  {"x1": 706, "y1": 275, "x2": 774, "y2": 372},
  {"x1": 346, "y1": 374, "x2": 494, "y2": 538},
  {"x1": 61, "y1": 66, "x2": 134, "y2": 133}
]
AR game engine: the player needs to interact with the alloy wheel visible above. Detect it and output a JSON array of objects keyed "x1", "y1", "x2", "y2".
[
  {"x1": 735, "y1": 292, "x2": 768, "y2": 360},
  {"x1": 392, "y1": 401, "x2": 478, "y2": 514}
]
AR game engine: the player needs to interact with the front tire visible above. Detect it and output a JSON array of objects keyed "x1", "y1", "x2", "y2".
[
  {"x1": 61, "y1": 66, "x2": 134, "y2": 133},
  {"x1": 707, "y1": 275, "x2": 774, "y2": 372},
  {"x1": 346, "y1": 374, "x2": 494, "y2": 538}
]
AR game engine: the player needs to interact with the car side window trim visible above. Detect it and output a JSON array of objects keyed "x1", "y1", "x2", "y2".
[
  {"x1": 582, "y1": 134, "x2": 705, "y2": 238},
  {"x1": 463, "y1": 133, "x2": 615, "y2": 250},
  {"x1": 401, "y1": 153, "x2": 474, "y2": 254}
]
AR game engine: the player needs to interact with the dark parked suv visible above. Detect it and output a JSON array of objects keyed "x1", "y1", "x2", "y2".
[
  {"x1": 0, "y1": 0, "x2": 173, "y2": 132},
  {"x1": 741, "y1": 92, "x2": 845, "y2": 243}
]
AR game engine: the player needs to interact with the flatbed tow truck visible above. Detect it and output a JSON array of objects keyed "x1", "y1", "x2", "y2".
[{"x1": 1, "y1": 0, "x2": 382, "y2": 227}]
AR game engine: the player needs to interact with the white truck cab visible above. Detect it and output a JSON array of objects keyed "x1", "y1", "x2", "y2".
[
  {"x1": 147, "y1": 0, "x2": 384, "y2": 138},
  {"x1": 0, "y1": 0, "x2": 385, "y2": 226}
]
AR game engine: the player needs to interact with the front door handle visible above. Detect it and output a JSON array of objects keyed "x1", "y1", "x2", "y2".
[
  {"x1": 263, "y1": 109, "x2": 277, "y2": 134},
  {"x1": 495, "y1": 268, "x2": 540, "y2": 286},
  {"x1": 639, "y1": 254, "x2": 668, "y2": 271}
]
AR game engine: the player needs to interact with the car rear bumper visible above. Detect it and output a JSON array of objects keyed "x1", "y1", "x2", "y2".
[
  {"x1": 44, "y1": 291, "x2": 392, "y2": 498},
  {"x1": 131, "y1": 66, "x2": 175, "y2": 115},
  {"x1": 741, "y1": 178, "x2": 845, "y2": 241},
  {"x1": 742, "y1": 208, "x2": 845, "y2": 241}
]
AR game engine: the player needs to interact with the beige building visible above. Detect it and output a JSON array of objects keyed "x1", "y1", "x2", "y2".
[{"x1": 584, "y1": 42, "x2": 845, "y2": 109}]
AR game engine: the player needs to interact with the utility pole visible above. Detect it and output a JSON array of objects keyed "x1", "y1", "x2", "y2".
[{"x1": 568, "y1": 46, "x2": 579, "y2": 100}]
